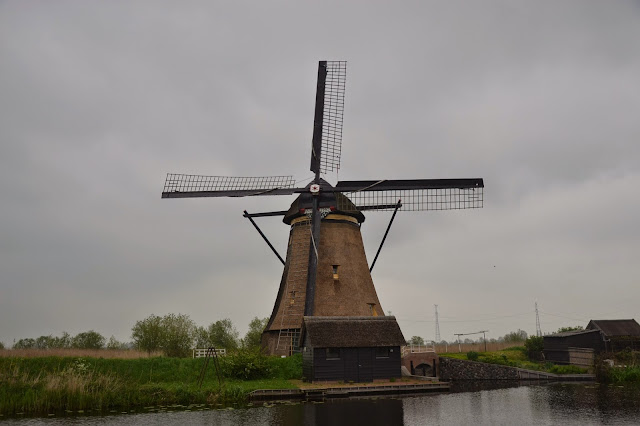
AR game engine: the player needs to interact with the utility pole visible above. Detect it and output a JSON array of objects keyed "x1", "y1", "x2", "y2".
[
  {"x1": 454, "y1": 330, "x2": 489, "y2": 353},
  {"x1": 535, "y1": 302, "x2": 542, "y2": 337},
  {"x1": 434, "y1": 304, "x2": 441, "y2": 343}
]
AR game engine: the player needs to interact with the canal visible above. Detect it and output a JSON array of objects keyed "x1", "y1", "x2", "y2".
[{"x1": 3, "y1": 382, "x2": 640, "y2": 425}]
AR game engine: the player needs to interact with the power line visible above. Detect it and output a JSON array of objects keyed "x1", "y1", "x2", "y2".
[{"x1": 396, "y1": 311, "x2": 533, "y2": 323}]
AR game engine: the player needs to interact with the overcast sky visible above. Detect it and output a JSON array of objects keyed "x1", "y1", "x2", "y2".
[{"x1": 1, "y1": 1, "x2": 639, "y2": 347}]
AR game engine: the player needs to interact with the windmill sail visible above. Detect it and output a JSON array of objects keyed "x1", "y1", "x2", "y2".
[
  {"x1": 161, "y1": 174, "x2": 300, "y2": 198},
  {"x1": 334, "y1": 178, "x2": 484, "y2": 211},
  {"x1": 310, "y1": 61, "x2": 347, "y2": 175}
]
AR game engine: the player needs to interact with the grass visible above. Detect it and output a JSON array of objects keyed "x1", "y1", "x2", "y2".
[
  {"x1": 608, "y1": 366, "x2": 640, "y2": 382},
  {"x1": 595, "y1": 351, "x2": 640, "y2": 383},
  {"x1": 0, "y1": 352, "x2": 303, "y2": 416},
  {"x1": 440, "y1": 346, "x2": 588, "y2": 373}
]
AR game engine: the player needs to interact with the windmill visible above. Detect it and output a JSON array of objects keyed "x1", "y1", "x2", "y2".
[{"x1": 162, "y1": 61, "x2": 484, "y2": 355}]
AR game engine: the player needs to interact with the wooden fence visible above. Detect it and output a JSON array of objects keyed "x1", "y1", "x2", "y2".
[{"x1": 192, "y1": 348, "x2": 226, "y2": 358}]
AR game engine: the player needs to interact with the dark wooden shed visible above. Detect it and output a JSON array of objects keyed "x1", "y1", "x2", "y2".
[
  {"x1": 544, "y1": 319, "x2": 640, "y2": 363},
  {"x1": 300, "y1": 316, "x2": 406, "y2": 383},
  {"x1": 586, "y1": 319, "x2": 640, "y2": 352},
  {"x1": 543, "y1": 329, "x2": 603, "y2": 364}
]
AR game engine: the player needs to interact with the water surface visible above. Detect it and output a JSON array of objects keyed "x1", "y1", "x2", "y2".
[{"x1": 3, "y1": 382, "x2": 640, "y2": 425}]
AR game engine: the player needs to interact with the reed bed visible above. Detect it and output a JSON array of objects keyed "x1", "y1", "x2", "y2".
[
  {"x1": 0, "y1": 352, "x2": 302, "y2": 416},
  {"x1": 0, "y1": 348, "x2": 162, "y2": 359}
]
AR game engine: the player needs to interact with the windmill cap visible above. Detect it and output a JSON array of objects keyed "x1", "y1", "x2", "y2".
[{"x1": 283, "y1": 179, "x2": 365, "y2": 225}]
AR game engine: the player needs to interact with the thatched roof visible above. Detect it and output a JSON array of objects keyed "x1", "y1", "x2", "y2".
[
  {"x1": 587, "y1": 319, "x2": 640, "y2": 337},
  {"x1": 301, "y1": 316, "x2": 406, "y2": 348}
]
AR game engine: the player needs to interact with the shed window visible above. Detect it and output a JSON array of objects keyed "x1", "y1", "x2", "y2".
[
  {"x1": 326, "y1": 348, "x2": 340, "y2": 360},
  {"x1": 376, "y1": 347, "x2": 390, "y2": 358}
]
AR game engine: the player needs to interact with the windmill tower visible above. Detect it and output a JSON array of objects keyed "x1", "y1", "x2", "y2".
[{"x1": 162, "y1": 61, "x2": 484, "y2": 356}]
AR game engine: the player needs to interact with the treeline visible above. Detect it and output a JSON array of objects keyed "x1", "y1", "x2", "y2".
[
  {"x1": 12, "y1": 331, "x2": 124, "y2": 351},
  {"x1": 4, "y1": 314, "x2": 269, "y2": 357},
  {"x1": 131, "y1": 314, "x2": 268, "y2": 357},
  {"x1": 406, "y1": 329, "x2": 531, "y2": 346}
]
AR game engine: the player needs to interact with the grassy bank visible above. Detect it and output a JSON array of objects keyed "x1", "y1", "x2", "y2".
[
  {"x1": 595, "y1": 351, "x2": 640, "y2": 383},
  {"x1": 440, "y1": 347, "x2": 588, "y2": 374},
  {"x1": 0, "y1": 352, "x2": 302, "y2": 416}
]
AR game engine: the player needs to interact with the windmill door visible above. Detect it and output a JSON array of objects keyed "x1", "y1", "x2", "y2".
[
  {"x1": 343, "y1": 348, "x2": 374, "y2": 382},
  {"x1": 357, "y1": 348, "x2": 374, "y2": 382}
]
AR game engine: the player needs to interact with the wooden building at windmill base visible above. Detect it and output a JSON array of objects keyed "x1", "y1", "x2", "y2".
[{"x1": 300, "y1": 316, "x2": 406, "y2": 383}]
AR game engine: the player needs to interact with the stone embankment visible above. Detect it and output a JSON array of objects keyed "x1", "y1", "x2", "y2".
[{"x1": 439, "y1": 357, "x2": 595, "y2": 381}]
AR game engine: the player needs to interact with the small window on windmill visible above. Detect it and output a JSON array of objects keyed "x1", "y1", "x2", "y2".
[
  {"x1": 289, "y1": 290, "x2": 296, "y2": 305},
  {"x1": 376, "y1": 347, "x2": 390, "y2": 358},
  {"x1": 326, "y1": 348, "x2": 340, "y2": 360},
  {"x1": 332, "y1": 265, "x2": 340, "y2": 281},
  {"x1": 367, "y1": 303, "x2": 378, "y2": 316}
]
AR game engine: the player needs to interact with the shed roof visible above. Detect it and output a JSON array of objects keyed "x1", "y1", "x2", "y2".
[
  {"x1": 544, "y1": 329, "x2": 600, "y2": 338},
  {"x1": 586, "y1": 319, "x2": 640, "y2": 337},
  {"x1": 301, "y1": 316, "x2": 406, "y2": 348}
]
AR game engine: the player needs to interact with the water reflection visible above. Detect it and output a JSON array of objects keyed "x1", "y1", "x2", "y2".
[{"x1": 4, "y1": 383, "x2": 640, "y2": 426}]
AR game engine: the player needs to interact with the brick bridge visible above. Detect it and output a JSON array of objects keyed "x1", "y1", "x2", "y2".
[{"x1": 401, "y1": 347, "x2": 439, "y2": 377}]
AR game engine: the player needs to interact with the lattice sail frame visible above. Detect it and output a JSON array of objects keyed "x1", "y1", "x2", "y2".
[
  {"x1": 163, "y1": 174, "x2": 295, "y2": 194},
  {"x1": 320, "y1": 61, "x2": 347, "y2": 174},
  {"x1": 336, "y1": 187, "x2": 484, "y2": 212}
]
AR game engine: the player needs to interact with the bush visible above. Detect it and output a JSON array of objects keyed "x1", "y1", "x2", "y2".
[
  {"x1": 502, "y1": 329, "x2": 528, "y2": 343},
  {"x1": 466, "y1": 351, "x2": 479, "y2": 361},
  {"x1": 524, "y1": 336, "x2": 544, "y2": 361},
  {"x1": 72, "y1": 330, "x2": 106, "y2": 349},
  {"x1": 609, "y1": 366, "x2": 640, "y2": 382},
  {"x1": 614, "y1": 348, "x2": 635, "y2": 365},
  {"x1": 132, "y1": 313, "x2": 196, "y2": 357},
  {"x1": 220, "y1": 348, "x2": 272, "y2": 380}
]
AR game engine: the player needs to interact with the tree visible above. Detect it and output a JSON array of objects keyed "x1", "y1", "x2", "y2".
[
  {"x1": 242, "y1": 317, "x2": 269, "y2": 349},
  {"x1": 194, "y1": 326, "x2": 209, "y2": 349},
  {"x1": 132, "y1": 314, "x2": 165, "y2": 355},
  {"x1": 35, "y1": 335, "x2": 54, "y2": 349},
  {"x1": 51, "y1": 332, "x2": 72, "y2": 348},
  {"x1": 106, "y1": 335, "x2": 128, "y2": 350},
  {"x1": 525, "y1": 336, "x2": 544, "y2": 361},
  {"x1": 0, "y1": 341, "x2": 5, "y2": 350},
  {"x1": 198, "y1": 318, "x2": 239, "y2": 351},
  {"x1": 13, "y1": 338, "x2": 36, "y2": 349},
  {"x1": 72, "y1": 330, "x2": 106, "y2": 349},
  {"x1": 503, "y1": 329, "x2": 528, "y2": 343},
  {"x1": 408, "y1": 336, "x2": 425, "y2": 346},
  {"x1": 161, "y1": 313, "x2": 196, "y2": 357},
  {"x1": 557, "y1": 326, "x2": 584, "y2": 333}
]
